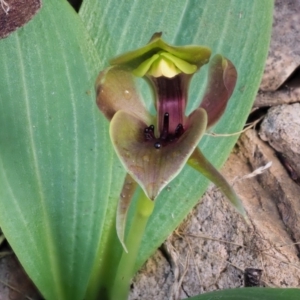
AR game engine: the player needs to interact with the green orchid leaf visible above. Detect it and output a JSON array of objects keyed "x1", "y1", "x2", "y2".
[
  {"x1": 80, "y1": 0, "x2": 273, "y2": 275},
  {"x1": 110, "y1": 108, "x2": 207, "y2": 200},
  {"x1": 0, "y1": 0, "x2": 125, "y2": 299},
  {"x1": 200, "y1": 55, "x2": 237, "y2": 128},
  {"x1": 189, "y1": 287, "x2": 300, "y2": 300}
]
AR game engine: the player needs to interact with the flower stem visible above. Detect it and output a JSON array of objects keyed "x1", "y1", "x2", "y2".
[{"x1": 110, "y1": 189, "x2": 154, "y2": 300}]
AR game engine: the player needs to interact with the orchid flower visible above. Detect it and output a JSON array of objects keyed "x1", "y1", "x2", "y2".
[{"x1": 95, "y1": 33, "x2": 246, "y2": 250}]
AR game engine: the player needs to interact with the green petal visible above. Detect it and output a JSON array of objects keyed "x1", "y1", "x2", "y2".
[
  {"x1": 200, "y1": 55, "x2": 237, "y2": 128},
  {"x1": 147, "y1": 55, "x2": 180, "y2": 78},
  {"x1": 160, "y1": 52, "x2": 197, "y2": 74},
  {"x1": 188, "y1": 148, "x2": 247, "y2": 219},
  {"x1": 95, "y1": 66, "x2": 150, "y2": 122},
  {"x1": 132, "y1": 54, "x2": 159, "y2": 77},
  {"x1": 110, "y1": 108, "x2": 207, "y2": 200},
  {"x1": 116, "y1": 174, "x2": 138, "y2": 253},
  {"x1": 133, "y1": 52, "x2": 197, "y2": 78},
  {"x1": 110, "y1": 32, "x2": 211, "y2": 71}
]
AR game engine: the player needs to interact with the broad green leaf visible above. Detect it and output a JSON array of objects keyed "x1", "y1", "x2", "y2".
[
  {"x1": 0, "y1": 0, "x2": 124, "y2": 299},
  {"x1": 80, "y1": 0, "x2": 273, "y2": 273},
  {"x1": 189, "y1": 288, "x2": 300, "y2": 300}
]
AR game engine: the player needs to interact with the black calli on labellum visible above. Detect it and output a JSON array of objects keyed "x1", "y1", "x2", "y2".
[{"x1": 95, "y1": 33, "x2": 247, "y2": 250}]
